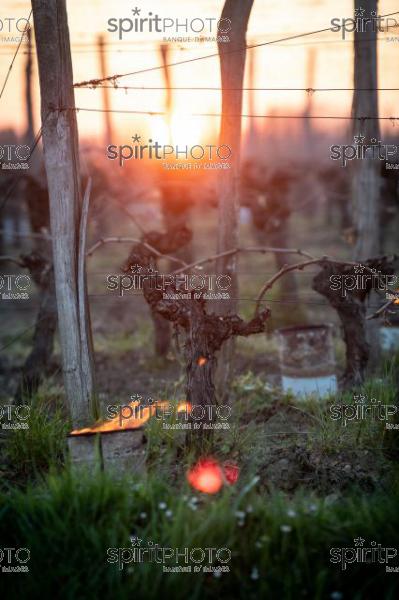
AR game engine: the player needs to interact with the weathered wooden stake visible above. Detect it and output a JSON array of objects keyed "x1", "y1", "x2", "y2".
[
  {"x1": 352, "y1": 0, "x2": 381, "y2": 366},
  {"x1": 216, "y1": 0, "x2": 254, "y2": 396},
  {"x1": 31, "y1": 0, "x2": 96, "y2": 427},
  {"x1": 217, "y1": 0, "x2": 254, "y2": 306},
  {"x1": 97, "y1": 35, "x2": 113, "y2": 146},
  {"x1": 25, "y1": 28, "x2": 34, "y2": 144},
  {"x1": 352, "y1": 0, "x2": 380, "y2": 260}
]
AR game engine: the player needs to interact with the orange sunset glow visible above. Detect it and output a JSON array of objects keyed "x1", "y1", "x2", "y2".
[
  {"x1": 1, "y1": 0, "x2": 398, "y2": 144},
  {"x1": 1, "y1": 0, "x2": 398, "y2": 596}
]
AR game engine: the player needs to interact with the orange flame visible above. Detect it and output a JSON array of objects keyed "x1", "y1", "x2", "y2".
[
  {"x1": 187, "y1": 458, "x2": 240, "y2": 494},
  {"x1": 197, "y1": 357, "x2": 207, "y2": 366},
  {"x1": 222, "y1": 461, "x2": 240, "y2": 485},
  {"x1": 70, "y1": 400, "x2": 191, "y2": 436}
]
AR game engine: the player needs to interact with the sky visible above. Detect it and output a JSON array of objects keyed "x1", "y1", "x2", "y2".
[{"x1": 0, "y1": 0, "x2": 398, "y2": 143}]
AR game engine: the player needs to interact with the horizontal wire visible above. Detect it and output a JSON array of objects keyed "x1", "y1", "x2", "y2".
[
  {"x1": 3, "y1": 28, "x2": 397, "y2": 50},
  {"x1": 73, "y1": 10, "x2": 399, "y2": 87},
  {"x1": 0, "y1": 297, "x2": 390, "y2": 308},
  {"x1": 0, "y1": 36, "x2": 393, "y2": 55},
  {"x1": 62, "y1": 106, "x2": 399, "y2": 121},
  {"x1": 76, "y1": 86, "x2": 399, "y2": 92}
]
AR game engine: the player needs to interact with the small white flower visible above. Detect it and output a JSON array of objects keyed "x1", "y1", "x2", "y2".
[
  {"x1": 246, "y1": 505, "x2": 253, "y2": 514},
  {"x1": 280, "y1": 524, "x2": 292, "y2": 533},
  {"x1": 165, "y1": 510, "x2": 173, "y2": 519},
  {"x1": 255, "y1": 541, "x2": 262, "y2": 548},
  {"x1": 190, "y1": 496, "x2": 198, "y2": 504},
  {"x1": 250, "y1": 566, "x2": 259, "y2": 580},
  {"x1": 139, "y1": 512, "x2": 147, "y2": 520},
  {"x1": 158, "y1": 502, "x2": 167, "y2": 510},
  {"x1": 189, "y1": 503, "x2": 198, "y2": 511},
  {"x1": 235, "y1": 510, "x2": 246, "y2": 520},
  {"x1": 287, "y1": 509, "x2": 297, "y2": 518}
]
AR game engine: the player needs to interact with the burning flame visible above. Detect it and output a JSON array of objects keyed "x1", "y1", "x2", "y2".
[
  {"x1": 197, "y1": 356, "x2": 207, "y2": 366},
  {"x1": 187, "y1": 458, "x2": 239, "y2": 494},
  {"x1": 222, "y1": 461, "x2": 240, "y2": 485},
  {"x1": 70, "y1": 400, "x2": 191, "y2": 436}
]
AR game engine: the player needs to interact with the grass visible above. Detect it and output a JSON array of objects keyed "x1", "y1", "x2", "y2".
[
  {"x1": 0, "y1": 363, "x2": 398, "y2": 599},
  {"x1": 3, "y1": 367, "x2": 397, "y2": 487},
  {"x1": 0, "y1": 469, "x2": 399, "y2": 599},
  {"x1": 301, "y1": 361, "x2": 399, "y2": 454},
  {"x1": 94, "y1": 320, "x2": 153, "y2": 356},
  {"x1": 2, "y1": 389, "x2": 69, "y2": 484}
]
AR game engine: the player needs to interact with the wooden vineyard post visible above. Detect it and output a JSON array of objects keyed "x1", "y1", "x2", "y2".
[
  {"x1": 31, "y1": 0, "x2": 97, "y2": 427},
  {"x1": 97, "y1": 34, "x2": 113, "y2": 146},
  {"x1": 352, "y1": 0, "x2": 381, "y2": 367},
  {"x1": 216, "y1": 0, "x2": 254, "y2": 397},
  {"x1": 352, "y1": 0, "x2": 380, "y2": 260}
]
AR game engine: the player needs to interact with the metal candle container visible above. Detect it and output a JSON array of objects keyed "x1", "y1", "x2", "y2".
[{"x1": 276, "y1": 324, "x2": 337, "y2": 398}]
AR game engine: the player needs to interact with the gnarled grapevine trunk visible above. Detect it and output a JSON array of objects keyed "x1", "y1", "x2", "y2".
[
  {"x1": 313, "y1": 267, "x2": 368, "y2": 388},
  {"x1": 124, "y1": 226, "x2": 270, "y2": 450},
  {"x1": 313, "y1": 257, "x2": 396, "y2": 388}
]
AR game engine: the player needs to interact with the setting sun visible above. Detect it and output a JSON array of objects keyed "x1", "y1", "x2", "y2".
[
  {"x1": 150, "y1": 111, "x2": 204, "y2": 146},
  {"x1": 1, "y1": 0, "x2": 398, "y2": 596}
]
